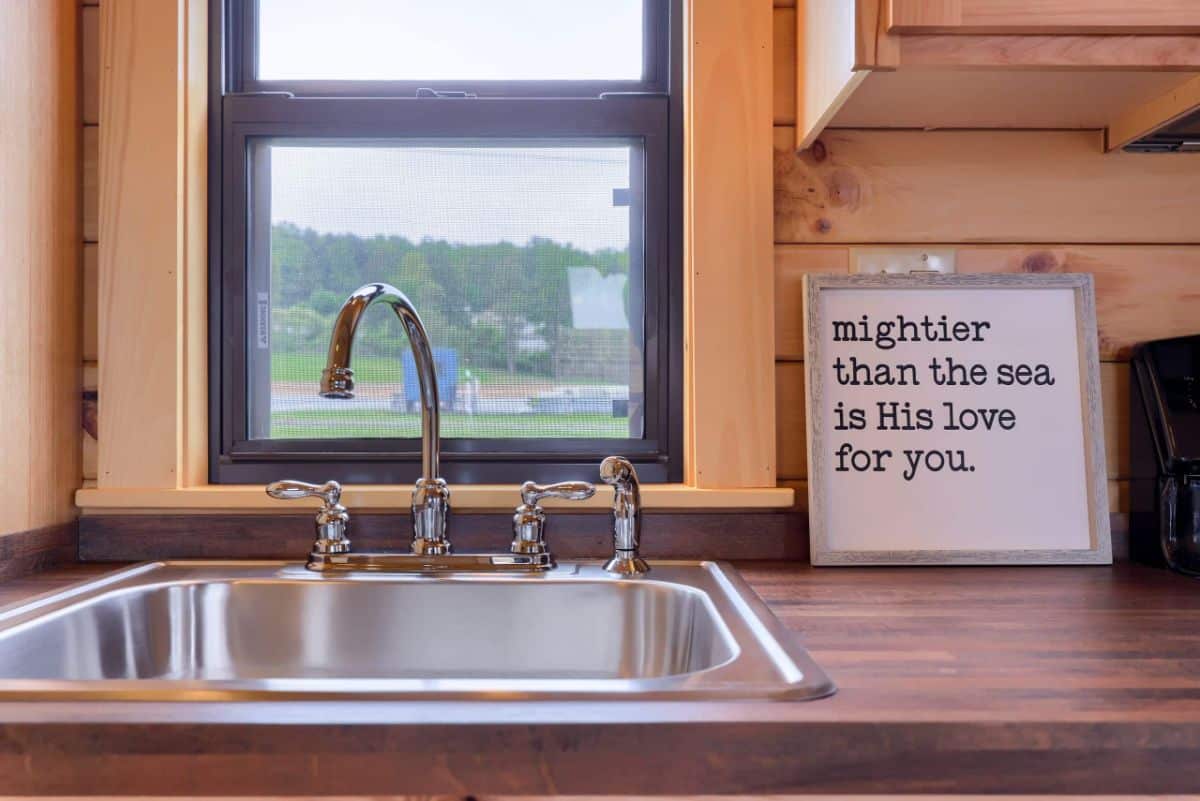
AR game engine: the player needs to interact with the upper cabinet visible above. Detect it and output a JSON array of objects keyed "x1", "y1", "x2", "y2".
[{"x1": 795, "y1": 0, "x2": 1200, "y2": 152}]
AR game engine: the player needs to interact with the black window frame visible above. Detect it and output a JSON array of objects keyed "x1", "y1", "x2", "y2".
[{"x1": 209, "y1": 0, "x2": 684, "y2": 485}]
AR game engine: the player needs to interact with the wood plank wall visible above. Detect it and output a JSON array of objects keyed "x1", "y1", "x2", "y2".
[
  {"x1": 771, "y1": 1, "x2": 1200, "y2": 519},
  {"x1": 0, "y1": 1, "x2": 82, "y2": 536},
  {"x1": 76, "y1": 2, "x2": 1200, "y2": 520}
]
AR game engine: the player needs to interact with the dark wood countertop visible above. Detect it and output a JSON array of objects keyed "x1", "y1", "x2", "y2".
[{"x1": 0, "y1": 561, "x2": 1197, "y2": 795}]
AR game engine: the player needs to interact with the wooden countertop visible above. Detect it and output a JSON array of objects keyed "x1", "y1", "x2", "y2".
[{"x1": 0, "y1": 561, "x2": 1196, "y2": 795}]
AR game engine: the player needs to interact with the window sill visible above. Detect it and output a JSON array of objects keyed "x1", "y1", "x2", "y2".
[{"x1": 75, "y1": 484, "x2": 795, "y2": 514}]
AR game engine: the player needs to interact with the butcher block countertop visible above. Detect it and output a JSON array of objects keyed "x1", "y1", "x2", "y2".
[{"x1": 0, "y1": 561, "x2": 1197, "y2": 795}]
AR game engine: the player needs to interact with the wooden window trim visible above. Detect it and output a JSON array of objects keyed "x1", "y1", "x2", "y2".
[{"x1": 76, "y1": 0, "x2": 787, "y2": 513}]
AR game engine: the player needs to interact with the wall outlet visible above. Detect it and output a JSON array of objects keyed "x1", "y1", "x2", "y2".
[{"x1": 851, "y1": 247, "x2": 957, "y2": 275}]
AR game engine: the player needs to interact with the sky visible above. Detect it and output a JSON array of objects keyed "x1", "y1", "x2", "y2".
[
  {"x1": 258, "y1": 0, "x2": 643, "y2": 81},
  {"x1": 259, "y1": 1, "x2": 643, "y2": 251}
]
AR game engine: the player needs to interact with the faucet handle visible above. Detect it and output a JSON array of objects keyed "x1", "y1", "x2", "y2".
[
  {"x1": 512, "y1": 480, "x2": 596, "y2": 556},
  {"x1": 266, "y1": 480, "x2": 351, "y2": 555},
  {"x1": 267, "y1": 479, "x2": 341, "y2": 506},
  {"x1": 520, "y1": 480, "x2": 596, "y2": 506}
]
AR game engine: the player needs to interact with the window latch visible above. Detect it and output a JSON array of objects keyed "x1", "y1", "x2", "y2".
[{"x1": 416, "y1": 88, "x2": 478, "y2": 99}]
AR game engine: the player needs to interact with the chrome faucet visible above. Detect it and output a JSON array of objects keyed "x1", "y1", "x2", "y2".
[
  {"x1": 319, "y1": 282, "x2": 452, "y2": 555},
  {"x1": 266, "y1": 280, "x2": 642, "y2": 575}
]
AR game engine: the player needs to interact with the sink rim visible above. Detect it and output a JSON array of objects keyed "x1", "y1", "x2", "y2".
[{"x1": 0, "y1": 559, "x2": 836, "y2": 702}]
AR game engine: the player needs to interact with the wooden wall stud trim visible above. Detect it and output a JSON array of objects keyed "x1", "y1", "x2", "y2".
[
  {"x1": 97, "y1": 0, "x2": 206, "y2": 490},
  {"x1": 684, "y1": 0, "x2": 777, "y2": 488}
]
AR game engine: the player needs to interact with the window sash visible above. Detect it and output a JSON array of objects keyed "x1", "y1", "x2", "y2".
[
  {"x1": 231, "y1": 0, "x2": 671, "y2": 97},
  {"x1": 209, "y1": 0, "x2": 684, "y2": 485}
]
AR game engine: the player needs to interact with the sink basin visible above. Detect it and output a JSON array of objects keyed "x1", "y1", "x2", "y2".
[{"x1": 0, "y1": 561, "x2": 834, "y2": 701}]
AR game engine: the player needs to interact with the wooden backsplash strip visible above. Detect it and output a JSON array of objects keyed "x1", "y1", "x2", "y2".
[
  {"x1": 775, "y1": 361, "x2": 1131, "y2": 483},
  {"x1": 774, "y1": 128, "x2": 1200, "y2": 244},
  {"x1": 775, "y1": 244, "x2": 1200, "y2": 361}
]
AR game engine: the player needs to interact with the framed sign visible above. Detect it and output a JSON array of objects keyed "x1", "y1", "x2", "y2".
[{"x1": 803, "y1": 273, "x2": 1111, "y2": 565}]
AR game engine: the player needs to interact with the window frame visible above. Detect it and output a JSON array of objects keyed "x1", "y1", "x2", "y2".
[{"x1": 208, "y1": 0, "x2": 685, "y2": 485}]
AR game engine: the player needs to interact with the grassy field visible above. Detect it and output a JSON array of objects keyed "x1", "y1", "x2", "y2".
[
  {"x1": 269, "y1": 409, "x2": 630, "y2": 439},
  {"x1": 271, "y1": 353, "x2": 612, "y2": 387},
  {"x1": 272, "y1": 353, "x2": 404, "y2": 384}
]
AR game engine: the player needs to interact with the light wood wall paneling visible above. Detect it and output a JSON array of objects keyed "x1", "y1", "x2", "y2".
[
  {"x1": 684, "y1": 0, "x2": 776, "y2": 488},
  {"x1": 83, "y1": 244, "x2": 98, "y2": 362},
  {"x1": 775, "y1": 361, "x2": 807, "y2": 479},
  {"x1": 82, "y1": 363, "x2": 97, "y2": 482},
  {"x1": 83, "y1": 125, "x2": 97, "y2": 242},
  {"x1": 775, "y1": 245, "x2": 1200, "y2": 362},
  {"x1": 773, "y1": 6, "x2": 796, "y2": 125},
  {"x1": 0, "y1": 0, "x2": 81, "y2": 534},
  {"x1": 1102, "y1": 361, "x2": 1130, "y2": 481},
  {"x1": 957, "y1": 246, "x2": 1200, "y2": 360},
  {"x1": 774, "y1": 128, "x2": 1200, "y2": 244},
  {"x1": 774, "y1": 245, "x2": 848, "y2": 360},
  {"x1": 82, "y1": 4, "x2": 98, "y2": 124},
  {"x1": 97, "y1": 0, "x2": 208, "y2": 489}
]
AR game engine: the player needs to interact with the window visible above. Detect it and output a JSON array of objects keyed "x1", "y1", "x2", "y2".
[{"x1": 210, "y1": 0, "x2": 683, "y2": 484}]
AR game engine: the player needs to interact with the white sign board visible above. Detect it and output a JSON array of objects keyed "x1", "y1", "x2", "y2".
[{"x1": 803, "y1": 274, "x2": 1111, "y2": 565}]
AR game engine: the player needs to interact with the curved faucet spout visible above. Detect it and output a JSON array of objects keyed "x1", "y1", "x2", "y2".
[{"x1": 321, "y1": 282, "x2": 450, "y2": 553}]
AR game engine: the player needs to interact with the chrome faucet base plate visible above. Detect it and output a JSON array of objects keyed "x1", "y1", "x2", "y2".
[{"x1": 307, "y1": 551, "x2": 555, "y2": 574}]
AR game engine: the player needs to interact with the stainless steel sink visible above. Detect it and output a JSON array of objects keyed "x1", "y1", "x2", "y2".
[{"x1": 0, "y1": 561, "x2": 834, "y2": 701}]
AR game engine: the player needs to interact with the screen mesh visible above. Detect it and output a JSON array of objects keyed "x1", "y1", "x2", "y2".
[{"x1": 248, "y1": 141, "x2": 644, "y2": 441}]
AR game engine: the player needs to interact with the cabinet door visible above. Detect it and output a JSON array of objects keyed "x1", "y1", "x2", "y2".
[{"x1": 889, "y1": 0, "x2": 1200, "y2": 34}]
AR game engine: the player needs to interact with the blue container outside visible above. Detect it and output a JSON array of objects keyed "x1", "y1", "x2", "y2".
[{"x1": 400, "y1": 347, "x2": 458, "y2": 410}]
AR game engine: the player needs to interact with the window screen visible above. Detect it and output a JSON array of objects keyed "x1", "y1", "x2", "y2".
[{"x1": 249, "y1": 141, "x2": 644, "y2": 441}]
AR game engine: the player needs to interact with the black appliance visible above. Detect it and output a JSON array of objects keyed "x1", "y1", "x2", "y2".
[{"x1": 1130, "y1": 335, "x2": 1200, "y2": 576}]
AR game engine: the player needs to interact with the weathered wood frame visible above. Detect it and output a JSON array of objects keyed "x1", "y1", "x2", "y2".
[{"x1": 803, "y1": 272, "x2": 1112, "y2": 565}]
